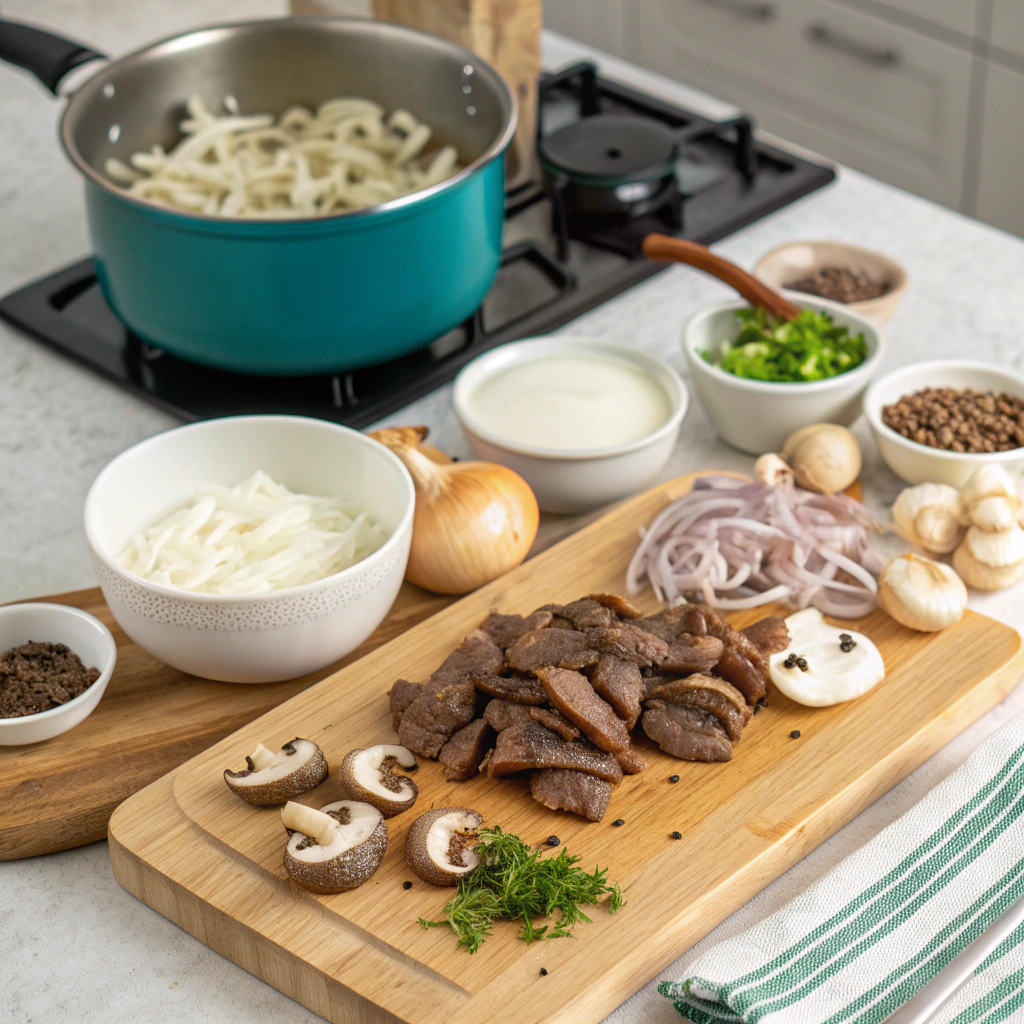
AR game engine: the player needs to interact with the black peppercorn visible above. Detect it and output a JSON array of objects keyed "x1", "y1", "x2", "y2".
[
  {"x1": 757, "y1": 697, "x2": 768, "y2": 707},
  {"x1": 540, "y1": 968, "x2": 548, "y2": 976},
  {"x1": 612, "y1": 819, "x2": 625, "y2": 827},
  {"x1": 796, "y1": 657, "x2": 808, "y2": 671},
  {"x1": 671, "y1": 831, "x2": 682, "y2": 840},
  {"x1": 403, "y1": 880, "x2": 412, "y2": 890},
  {"x1": 790, "y1": 730, "x2": 801, "y2": 739},
  {"x1": 668, "y1": 774, "x2": 680, "y2": 783},
  {"x1": 545, "y1": 835, "x2": 560, "y2": 847}
]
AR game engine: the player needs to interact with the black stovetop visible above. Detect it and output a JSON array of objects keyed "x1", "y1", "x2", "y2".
[{"x1": 0, "y1": 63, "x2": 834, "y2": 429}]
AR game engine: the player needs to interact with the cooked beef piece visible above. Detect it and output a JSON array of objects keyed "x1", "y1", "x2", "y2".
[
  {"x1": 472, "y1": 672, "x2": 547, "y2": 705},
  {"x1": 388, "y1": 679, "x2": 424, "y2": 731},
  {"x1": 589, "y1": 656, "x2": 643, "y2": 729},
  {"x1": 539, "y1": 597, "x2": 617, "y2": 629},
  {"x1": 646, "y1": 673, "x2": 751, "y2": 742},
  {"x1": 398, "y1": 680, "x2": 478, "y2": 758},
  {"x1": 483, "y1": 698, "x2": 533, "y2": 732},
  {"x1": 713, "y1": 644, "x2": 767, "y2": 704},
  {"x1": 661, "y1": 635, "x2": 725, "y2": 675},
  {"x1": 487, "y1": 722, "x2": 623, "y2": 784},
  {"x1": 642, "y1": 701, "x2": 732, "y2": 762},
  {"x1": 480, "y1": 610, "x2": 554, "y2": 650},
  {"x1": 529, "y1": 706, "x2": 580, "y2": 741},
  {"x1": 535, "y1": 666, "x2": 631, "y2": 753},
  {"x1": 558, "y1": 649, "x2": 601, "y2": 671},
  {"x1": 588, "y1": 593, "x2": 643, "y2": 619},
  {"x1": 614, "y1": 744, "x2": 649, "y2": 775},
  {"x1": 741, "y1": 616, "x2": 790, "y2": 657},
  {"x1": 429, "y1": 630, "x2": 505, "y2": 689},
  {"x1": 548, "y1": 615, "x2": 576, "y2": 630},
  {"x1": 439, "y1": 718, "x2": 494, "y2": 781},
  {"x1": 635, "y1": 603, "x2": 723, "y2": 642},
  {"x1": 506, "y1": 628, "x2": 594, "y2": 672},
  {"x1": 531, "y1": 768, "x2": 613, "y2": 822},
  {"x1": 640, "y1": 674, "x2": 676, "y2": 701},
  {"x1": 583, "y1": 624, "x2": 669, "y2": 668}
]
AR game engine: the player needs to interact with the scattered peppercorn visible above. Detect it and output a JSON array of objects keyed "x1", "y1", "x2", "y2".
[
  {"x1": 668, "y1": 774, "x2": 680, "y2": 783},
  {"x1": 545, "y1": 835, "x2": 560, "y2": 847},
  {"x1": 790, "y1": 730, "x2": 801, "y2": 739},
  {"x1": 796, "y1": 657, "x2": 808, "y2": 671},
  {"x1": 757, "y1": 697, "x2": 768, "y2": 706},
  {"x1": 671, "y1": 831, "x2": 682, "y2": 840},
  {"x1": 612, "y1": 819, "x2": 625, "y2": 827},
  {"x1": 403, "y1": 880, "x2": 413, "y2": 890},
  {"x1": 882, "y1": 387, "x2": 1024, "y2": 453},
  {"x1": 540, "y1": 968, "x2": 548, "y2": 976}
]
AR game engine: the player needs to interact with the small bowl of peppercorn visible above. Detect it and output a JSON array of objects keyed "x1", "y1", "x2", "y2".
[
  {"x1": 755, "y1": 241, "x2": 907, "y2": 325},
  {"x1": 0, "y1": 602, "x2": 116, "y2": 745},
  {"x1": 864, "y1": 360, "x2": 1024, "y2": 487}
]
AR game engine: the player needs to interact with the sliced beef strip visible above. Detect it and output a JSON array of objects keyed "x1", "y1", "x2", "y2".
[
  {"x1": 480, "y1": 610, "x2": 554, "y2": 650},
  {"x1": 713, "y1": 644, "x2": 767, "y2": 704},
  {"x1": 531, "y1": 768, "x2": 613, "y2": 822},
  {"x1": 398, "y1": 680, "x2": 477, "y2": 759},
  {"x1": 487, "y1": 721, "x2": 623, "y2": 784},
  {"x1": 388, "y1": 679, "x2": 423, "y2": 731},
  {"x1": 539, "y1": 597, "x2": 617, "y2": 629},
  {"x1": 583, "y1": 624, "x2": 669, "y2": 668},
  {"x1": 472, "y1": 672, "x2": 547, "y2": 705},
  {"x1": 439, "y1": 718, "x2": 494, "y2": 781},
  {"x1": 642, "y1": 701, "x2": 732, "y2": 762},
  {"x1": 588, "y1": 593, "x2": 643, "y2": 619},
  {"x1": 640, "y1": 673, "x2": 676, "y2": 702},
  {"x1": 559, "y1": 649, "x2": 601, "y2": 671},
  {"x1": 534, "y1": 666, "x2": 631, "y2": 753},
  {"x1": 614, "y1": 744, "x2": 649, "y2": 775},
  {"x1": 589, "y1": 655, "x2": 643, "y2": 729},
  {"x1": 635, "y1": 603, "x2": 722, "y2": 642},
  {"x1": 661, "y1": 635, "x2": 725, "y2": 675},
  {"x1": 429, "y1": 630, "x2": 505, "y2": 690},
  {"x1": 529, "y1": 706, "x2": 580, "y2": 742},
  {"x1": 646, "y1": 673, "x2": 751, "y2": 742},
  {"x1": 741, "y1": 616, "x2": 791, "y2": 657},
  {"x1": 548, "y1": 616, "x2": 576, "y2": 630},
  {"x1": 506, "y1": 628, "x2": 595, "y2": 673},
  {"x1": 483, "y1": 698, "x2": 533, "y2": 732}
]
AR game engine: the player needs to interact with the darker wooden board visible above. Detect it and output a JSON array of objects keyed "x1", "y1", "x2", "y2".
[{"x1": 107, "y1": 474, "x2": 1024, "y2": 1024}]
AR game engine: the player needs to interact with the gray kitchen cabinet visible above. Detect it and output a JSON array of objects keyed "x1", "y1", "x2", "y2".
[
  {"x1": 974, "y1": 61, "x2": 1024, "y2": 237},
  {"x1": 990, "y1": 0, "x2": 1024, "y2": 62},
  {"x1": 542, "y1": 0, "x2": 631, "y2": 57},
  {"x1": 851, "y1": 0, "x2": 980, "y2": 39}
]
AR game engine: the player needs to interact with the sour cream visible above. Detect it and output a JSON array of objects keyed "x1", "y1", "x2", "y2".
[
  {"x1": 465, "y1": 354, "x2": 672, "y2": 451},
  {"x1": 769, "y1": 608, "x2": 885, "y2": 707}
]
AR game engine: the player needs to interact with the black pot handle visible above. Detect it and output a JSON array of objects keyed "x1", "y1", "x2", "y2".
[{"x1": 0, "y1": 18, "x2": 106, "y2": 94}]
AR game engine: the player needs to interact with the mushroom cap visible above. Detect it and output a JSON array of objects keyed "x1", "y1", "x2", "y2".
[
  {"x1": 405, "y1": 806, "x2": 484, "y2": 886},
  {"x1": 283, "y1": 799, "x2": 387, "y2": 893},
  {"x1": 224, "y1": 738, "x2": 328, "y2": 806},
  {"x1": 337, "y1": 744, "x2": 419, "y2": 818}
]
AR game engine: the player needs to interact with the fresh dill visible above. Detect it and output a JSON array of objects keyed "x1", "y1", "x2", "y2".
[{"x1": 418, "y1": 826, "x2": 623, "y2": 954}]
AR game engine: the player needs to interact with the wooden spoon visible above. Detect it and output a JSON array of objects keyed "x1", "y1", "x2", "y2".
[{"x1": 642, "y1": 234, "x2": 801, "y2": 321}]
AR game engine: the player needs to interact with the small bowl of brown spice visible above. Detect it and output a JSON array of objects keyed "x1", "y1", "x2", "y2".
[
  {"x1": 865, "y1": 360, "x2": 1024, "y2": 486},
  {"x1": 0, "y1": 603, "x2": 116, "y2": 746}
]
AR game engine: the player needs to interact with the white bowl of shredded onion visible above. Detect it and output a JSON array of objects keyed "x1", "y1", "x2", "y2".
[{"x1": 84, "y1": 416, "x2": 414, "y2": 682}]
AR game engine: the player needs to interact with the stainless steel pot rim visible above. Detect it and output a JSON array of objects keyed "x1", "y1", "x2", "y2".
[{"x1": 58, "y1": 15, "x2": 518, "y2": 227}]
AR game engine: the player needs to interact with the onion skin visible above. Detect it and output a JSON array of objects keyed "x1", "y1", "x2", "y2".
[{"x1": 370, "y1": 426, "x2": 539, "y2": 595}]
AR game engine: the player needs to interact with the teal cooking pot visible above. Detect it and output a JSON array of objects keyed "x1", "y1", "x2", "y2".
[{"x1": 0, "y1": 16, "x2": 515, "y2": 375}]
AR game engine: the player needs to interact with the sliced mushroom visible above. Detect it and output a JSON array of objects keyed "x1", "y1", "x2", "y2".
[
  {"x1": 405, "y1": 807, "x2": 484, "y2": 886},
  {"x1": 281, "y1": 799, "x2": 387, "y2": 893},
  {"x1": 224, "y1": 738, "x2": 328, "y2": 806},
  {"x1": 337, "y1": 744, "x2": 419, "y2": 817}
]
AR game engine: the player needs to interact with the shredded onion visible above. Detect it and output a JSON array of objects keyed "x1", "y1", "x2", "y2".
[
  {"x1": 104, "y1": 94, "x2": 461, "y2": 218},
  {"x1": 626, "y1": 476, "x2": 884, "y2": 617},
  {"x1": 118, "y1": 471, "x2": 389, "y2": 594}
]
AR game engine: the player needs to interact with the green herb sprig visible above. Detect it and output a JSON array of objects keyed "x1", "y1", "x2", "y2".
[
  {"x1": 418, "y1": 826, "x2": 623, "y2": 954},
  {"x1": 704, "y1": 307, "x2": 867, "y2": 382}
]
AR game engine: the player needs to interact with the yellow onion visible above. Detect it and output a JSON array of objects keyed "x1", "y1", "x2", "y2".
[{"x1": 370, "y1": 426, "x2": 538, "y2": 595}]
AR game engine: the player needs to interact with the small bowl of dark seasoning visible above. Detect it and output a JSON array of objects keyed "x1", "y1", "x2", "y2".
[{"x1": 0, "y1": 603, "x2": 116, "y2": 746}]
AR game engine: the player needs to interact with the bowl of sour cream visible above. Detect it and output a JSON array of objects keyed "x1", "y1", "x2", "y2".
[{"x1": 453, "y1": 337, "x2": 687, "y2": 513}]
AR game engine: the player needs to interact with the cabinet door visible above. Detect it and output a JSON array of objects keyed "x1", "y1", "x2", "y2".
[
  {"x1": 637, "y1": 0, "x2": 973, "y2": 207},
  {"x1": 974, "y1": 62, "x2": 1024, "y2": 237},
  {"x1": 853, "y1": 0, "x2": 979, "y2": 39},
  {"x1": 990, "y1": 0, "x2": 1024, "y2": 61},
  {"x1": 543, "y1": 0, "x2": 629, "y2": 56}
]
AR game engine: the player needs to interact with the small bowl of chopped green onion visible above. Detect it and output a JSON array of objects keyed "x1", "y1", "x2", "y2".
[{"x1": 683, "y1": 296, "x2": 884, "y2": 454}]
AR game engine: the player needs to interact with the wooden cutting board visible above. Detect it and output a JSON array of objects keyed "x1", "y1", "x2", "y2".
[{"x1": 108, "y1": 474, "x2": 1024, "y2": 1024}]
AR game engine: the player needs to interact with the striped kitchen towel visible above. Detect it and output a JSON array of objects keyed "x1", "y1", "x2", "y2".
[{"x1": 660, "y1": 714, "x2": 1024, "y2": 1024}]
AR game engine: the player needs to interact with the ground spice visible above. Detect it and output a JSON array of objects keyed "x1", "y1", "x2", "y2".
[
  {"x1": 788, "y1": 266, "x2": 888, "y2": 304},
  {"x1": 882, "y1": 387, "x2": 1024, "y2": 453},
  {"x1": 0, "y1": 641, "x2": 100, "y2": 718}
]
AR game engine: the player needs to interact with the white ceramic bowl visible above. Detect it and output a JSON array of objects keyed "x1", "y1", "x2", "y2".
[
  {"x1": 683, "y1": 296, "x2": 884, "y2": 455},
  {"x1": 0, "y1": 603, "x2": 116, "y2": 746},
  {"x1": 84, "y1": 416, "x2": 414, "y2": 683},
  {"x1": 864, "y1": 361, "x2": 1024, "y2": 487},
  {"x1": 755, "y1": 240, "x2": 908, "y2": 325},
  {"x1": 452, "y1": 336, "x2": 688, "y2": 514}
]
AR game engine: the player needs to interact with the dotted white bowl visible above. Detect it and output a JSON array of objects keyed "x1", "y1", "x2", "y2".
[
  {"x1": 84, "y1": 416, "x2": 414, "y2": 683},
  {"x1": 864, "y1": 360, "x2": 1024, "y2": 487},
  {"x1": 0, "y1": 603, "x2": 116, "y2": 746}
]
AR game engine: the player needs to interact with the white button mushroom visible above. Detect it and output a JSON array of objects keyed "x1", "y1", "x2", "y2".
[
  {"x1": 337, "y1": 744, "x2": 419, "y2": 817},
  {"x1": 877, "y1": 554, "x2": 968, "y2": 632},
  {"x1": 891, "y1": 483, "x2": 966, "y2": 555},
  {"x1": 223, "y1": 738, "x2": 328, "y2": 806},
  {"x1": 405, "y1": 807, "x2": 484, "y2": 886}
]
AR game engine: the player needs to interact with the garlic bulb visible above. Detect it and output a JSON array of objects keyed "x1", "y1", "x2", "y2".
[
  {"x1": 781, "y1": 423, "x2": 861, "y2": 495},
  {"x1": 960, "y1": 464, "x2": 1022, "y2": 531},
  {"x1": 877, "y1": 554, "x2": 967, "y2": 632},
  {"x1": 891, "y1": 483, "x2": 965, "y2": 554},
  {"x1": 370, "y1": 426, "x2": 538, "y2": 595},
  {"x1": 953, "y1": 523, "x2": 1024, "y2": 591}
]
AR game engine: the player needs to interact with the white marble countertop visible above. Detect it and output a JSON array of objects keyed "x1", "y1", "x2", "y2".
[{"x1": 5, "y1": 3, "x2": 1024, "y2": 1023}]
